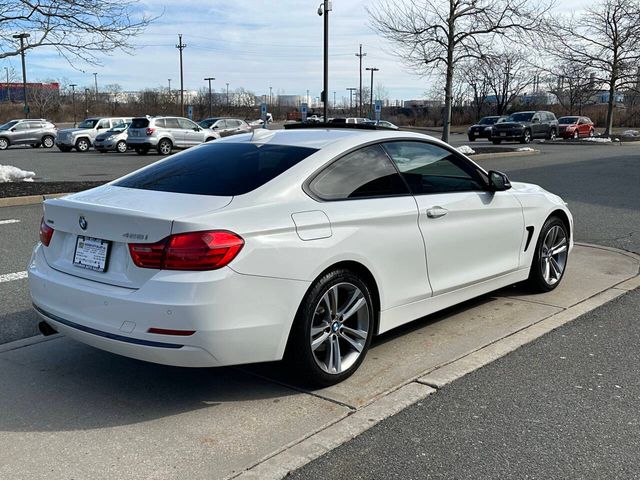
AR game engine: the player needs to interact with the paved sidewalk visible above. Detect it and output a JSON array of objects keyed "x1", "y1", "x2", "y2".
[{"x1": 289, "y1": 288, "x2": 640, "y2": 480}]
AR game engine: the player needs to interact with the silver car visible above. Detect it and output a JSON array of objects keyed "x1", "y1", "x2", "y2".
[
  {"x1": 94, "y1": 123, "x2": 130, "y2": 153},
  {"x1": 127, "y1": 116, "x2": 220, "y2": 155},
  {"x1": 56, "y1": 117, "x2": 131, "y2": 152},
  {"x1": 0, "y1": 119, "x2": 57, "y2": 150},
  {"x1": 199, "y1": 117, "x2": 252, "y2": 137}
]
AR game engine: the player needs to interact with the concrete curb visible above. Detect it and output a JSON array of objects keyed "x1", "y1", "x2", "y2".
[
  {"x1": 0, "y1": 192, "x2": 70, "y2": 208},
  {"x1": 234, "y1": 242, "x2": 639, "y2": 479},
  {"x1": 471, "y1": 150, "x2": 540, "y2": 160}
]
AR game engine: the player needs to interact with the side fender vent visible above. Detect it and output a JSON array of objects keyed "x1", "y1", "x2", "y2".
[{"x1": 524, "y1": 226, "x2": 535, "y2": 252}]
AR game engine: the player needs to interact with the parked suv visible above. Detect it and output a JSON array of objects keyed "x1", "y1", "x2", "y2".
[
  {"x1": 56, "y1": 117, "x2": 131, "y2": 152},
  {"x1": 127, "y1": 116, "x2": 220, "y2": 155},
  {"x1": 491, "y1": 111, "x2": 558, "y2": 144},
  {"x1": 199, "y1": 117, "x2": 251, "y2": 137},
  {"x1": 0, "y1": 119, "x2": 57, "y2": 150}
]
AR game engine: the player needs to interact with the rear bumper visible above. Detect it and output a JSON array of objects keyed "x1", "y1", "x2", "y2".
[{"x1": 28, "y1": 244, "x2": 310, "y2": 367}]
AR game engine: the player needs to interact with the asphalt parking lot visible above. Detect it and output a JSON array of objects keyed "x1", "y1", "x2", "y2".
[{"x1": 0, "y1": 136, "x2": 639, "y2": 478}]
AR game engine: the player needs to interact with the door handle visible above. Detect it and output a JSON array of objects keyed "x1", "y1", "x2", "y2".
[{"x1": 426, "y1": 206, "x2": 448, "y2": 218}]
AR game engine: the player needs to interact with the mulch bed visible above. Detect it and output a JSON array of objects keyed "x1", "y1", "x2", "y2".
[
  {"x1": 468, "y1": 146, "x2": 526, "y2": 155},
  {"x1": 0, "y1": 181, "x2": 106, "y2": 199}
]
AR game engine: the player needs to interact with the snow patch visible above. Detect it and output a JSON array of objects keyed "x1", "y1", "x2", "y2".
[
  {"x1": 516, "y1": 147, "x2": 535, "y2": 152},
  {"x1": 0, "y1": 165, "x2": 36, "y2": 183},
  {"x1": 582, "y1": 137, "x2": 612, "y2": 143},
  {"x1": 622, "y1": 130, "x2": 639, "y2": 137},
  {"x1": 457, "y1": 145, "x2": 475, "y2": 155}
]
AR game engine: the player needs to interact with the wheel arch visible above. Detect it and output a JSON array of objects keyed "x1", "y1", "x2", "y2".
[
  {"x1": 0, "y1": 136, "x2": 10, "y2": 146},
  {"x1": 549, "y1": 209, "x2": 571, "y2": 240}
]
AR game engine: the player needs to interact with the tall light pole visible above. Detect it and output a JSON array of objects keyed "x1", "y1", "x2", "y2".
[
  {"x1": 167, "y1": 78, "x2": 172, "y2": 100},
  {"x1": 13, "y1": 33, "x2": 30, "y2": 117},
  {"x1": 226, "y1": 82, "x2": 230, "y2": 109},
  {"x1": 3, "y1": 67, "x2": 9, "y2": 103},
  {"x1": 366, "y1": 67, "x2": 379, "y2": 119},
  {"x1": 318, "y1": 1, "x2": 332, "y2": 123},
  {"x1": 269, "y1": 86, "x2": 273, "y2": 106},
  {"x1": 176, "y1": 34, "x2": 187, "y2": 116},
  {"x1": 93, "y1": 72, "x2": 98, "y2": 102},
  {"x1": 347, "y1": 87, "x2": 357, "y2": 114},
  {"x1": 204, "y1": 77, "x2": 215, "y2": 118},
  {"x1": 356, "y1": 44, "x2": 366, "y2": 117},
  {"x1": 333, "y1": 91, "x2": 336, "y2": 112},
  {"x1": 84, "y1": 88, "x2": 90, "y2": 116},
  {"x1": 69, "y1": 84, "x2": 77, "y2": 127}
]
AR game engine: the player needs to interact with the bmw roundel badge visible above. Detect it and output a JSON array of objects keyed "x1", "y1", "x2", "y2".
[{"x1": 79, "y1": 216, "x2": 88, "y2": 230}]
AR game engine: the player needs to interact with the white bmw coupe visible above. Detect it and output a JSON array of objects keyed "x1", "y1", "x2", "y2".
[{"x1": 29, "y1": 127, "x2": 572, "y2": 386}]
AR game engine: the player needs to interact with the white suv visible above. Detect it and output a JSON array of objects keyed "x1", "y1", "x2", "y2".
[{"x1": 127, "y1": 116, "x2": 220, "y2": 155}]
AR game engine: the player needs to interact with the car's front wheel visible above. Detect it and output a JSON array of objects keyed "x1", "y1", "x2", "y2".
[
  {"x1": 526, "y1": 216, "x2": 569, "y2": 292},
  {"x1": 287, "y1": 269, "x2": 375, "y2": 387},
  {"x1": 116, "y1": 140, "x2": 127, "y2": 153},
  {"x1": 573, "y1": 130, "x2": 579, "y2": 139},
  {"x1": 0, "y1": 138, "x2": 9, "y2": 150},
  {"x1": 521, "y1": 129, "x2": 532, "y2": 144},
  {"x1": 42, "y1": 136, "x2": 55, "y2": 148},
  {"x1": 467, "y1": 136, "x2": 476, "y2": 142}
]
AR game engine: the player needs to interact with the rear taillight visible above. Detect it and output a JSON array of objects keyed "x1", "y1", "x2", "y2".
[
  {"x1": 128, "y1": 230, "x2": 244, "y2": 271},
  {"x1": 146, "y1": 127, "x2": 155, "y2": 136},
  {"x1": 39, "y1": 216, "x2": 54, "y2": 246}
]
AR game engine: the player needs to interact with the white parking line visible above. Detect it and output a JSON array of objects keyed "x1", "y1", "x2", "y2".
[
  {"x1": 0, "y1": 271, "x2": 28, "y2": 283},
  {"x1": 0, "y1": 219, "x2": 20, "y2": 225}
]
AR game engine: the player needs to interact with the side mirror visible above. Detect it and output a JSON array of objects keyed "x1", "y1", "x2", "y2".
[
  {"x1": 488, "y1": 170, "x2": 511, "y2": 191},
  {"x1": 194, "y1": 126, "x2": 200, "y2": 131}
]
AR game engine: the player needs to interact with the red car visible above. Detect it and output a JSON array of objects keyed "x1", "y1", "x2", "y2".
[{"x1": 558, "y1": 116, "x2": 595, "y2": 139}]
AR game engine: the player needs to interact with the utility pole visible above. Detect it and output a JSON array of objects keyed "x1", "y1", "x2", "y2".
[
  {"x1": 347, "y1": 87, "x2": 357, "y2": 113},
  {"x1": 93, "y1": 72, "x2": 98, "y2": 102},
  {"x1": 318, "y1": 1, "x2": 332, "y2": 123},
  {"x1": 3, "y1": 67, "x2": 9, "y2": 103},
  {"x1": 176, "y1": 34, "x2": 187, "y2": 116},
  {"x1": 13, "y1": 33, "x2": 30, "y2": 118},
  {"x1": 306, "y1": 89, "x2": 310, "y2": 106},
  {"x1": 366, "y1": 67, "x2": 379, "y2": 119},
  {"x1": 333, "y1": 91, "x2": 336, "y2": 112},
  {"x1": 226, "y1": 82, "x2": 230, "y2": 109},
  {"x1": 69, "y1": 84, "x2": 77, "y2": 127},
  {"x1": 84, "y1": 88, "x2": 90, "y2": 116},
  {"x1": 204, "y1": 76, "x2": 215, "y2": 118},
  {"x1": 356, "y1": 44, "x2": 366, "y2": 117},
  {"x1": 269, "y1": 86, "x2": 273, "y2": 106},
  {"x1": 168, "y1": 78, "x2": 172, "y2": 99}
]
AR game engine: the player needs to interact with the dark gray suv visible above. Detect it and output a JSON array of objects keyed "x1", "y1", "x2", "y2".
[
  {"x1": 491, "y1": 111, "x2": 558, "y2": 144},
  {"x1": 0, "y1": 119, "x2": 57, "y2": 150}
]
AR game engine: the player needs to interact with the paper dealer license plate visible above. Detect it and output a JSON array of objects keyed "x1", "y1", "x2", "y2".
[{"x1": 73, "y1": 236, "x2": 110, "y2": 272}]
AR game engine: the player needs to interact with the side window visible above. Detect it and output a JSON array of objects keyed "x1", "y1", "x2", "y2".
[
  {"x1": 178, "y1": 118, "x2": 197, "y2": 130},
  {"x1": 383, "y1": 141, "x2": 486, "y2": 195},
  {"x1": 112, "y1": 119, "x2": 125, "y2": 128},
  {"x1": 14, "y1": 122, "x2": 29, "y2": 131},
  {"x1": 97, "y1": 119, "x2": 110, "y2": 129},
  {"x1": 164, "y1": 118, "x2": 181, "y2": 129},
  {"x1": 27, "y1": 121, "x2": 42, "y2": 129},
  {"x1": 214, "y1": 120, "x2": 228, "y2": 129},
  {"x1": 308, "y1": 144, "x2": 409, "y2": 200},
  {"x1": 154, "y1": 119, "x2": 166, "y2": 128}
]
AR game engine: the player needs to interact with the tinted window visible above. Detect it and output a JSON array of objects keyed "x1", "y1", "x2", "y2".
[
  {"x1": 507, "y1": 112, "x2": 534, "y2": 122},
  {"x1": 383, "y1": 141, "x2": 485, "y2": 195},
  {"x1": 154, "y1": 118, "x2": 166, "y2": 128},
  {"x1": 478, "y1": 117, "x2": 498, "y2": 125},
  {"x1": 116, "y1": 143, "x2": 318, "y2": 196},
  {"x1": 308, "y1": 144, "x2": 409, "y2": 200},
  {"x1": 131, "y1": 118, "x2": 149, "y2": 128},
  {"x1": 164, "y1": 118, "x2": 180, "y2": 129},
  {"x1": 78, "y1": 119, "x2": 99, "y2": 128}
]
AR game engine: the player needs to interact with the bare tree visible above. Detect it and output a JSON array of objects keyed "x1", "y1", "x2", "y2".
[
  {"x1": 549, "y1": 0, "x2": 640, "y2": 135},
  {"x1": 368, "y1": 0, "x2": 552, "y2": 142},
  {"x1": 459, "y1": 60, "x2": 491, "y2": 119},
  {"x1": 28, "y1": 81, "x2": 60, "y2": 118},
  {"x1": 482, "y1": 53, "x2": 535, "y2": 115},
  {"x1": 0, "y1": 1, "x2": 155, "y2": 66},
  {"x1": 544, "y1": 60, "x2": 598, "y2": 115}
]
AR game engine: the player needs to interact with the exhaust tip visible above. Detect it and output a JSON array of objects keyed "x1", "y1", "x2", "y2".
[{"x1": 38, "y1": 321, "x2": 58, "y2": 337}]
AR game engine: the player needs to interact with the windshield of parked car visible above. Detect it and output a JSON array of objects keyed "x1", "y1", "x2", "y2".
[
  {"x1": 109, "y1": 124, "x2": 129, "y2": 133},
  {"x1": 478, "y1": 117, "x2": 498, "y2": 125},
  {"x1": 506, "y1": 112, "x2": 534, "y2": 123},
  {"x1": 199, "y1": 118, "x2": 220, "y2": 128},
  {"x1": 78, "y1": 119, "x2": 99, "y2": 129},
  {"x1": 0, "y1": 120, "x2": 19, "y2": 130},
  {"x1": 116, "y1": 143, "x2": 319, "y2": 196},
  {"x1": 558, "y1": 117, "x2": 579, "y2": 124}
]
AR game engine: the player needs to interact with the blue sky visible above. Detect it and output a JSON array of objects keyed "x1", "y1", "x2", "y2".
[{"x1": 2, "y1": 0, "x2": 593, "y2": 103}]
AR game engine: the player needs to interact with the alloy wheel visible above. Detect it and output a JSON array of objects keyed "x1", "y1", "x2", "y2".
[
  {"x1": 117, "y1": 141, "x2": 127, "y2": 153},
  {"x1": 42, "y1": 136, "x2": 54, "y2": 148},
  {"x1": 76, "y1": 139, "x2": 89, "y2": 152},
  {"x1": 0, "y1": 138, "x2": 8, "y2": 150},
  {"x1": 310, "y1": 282, "x2": 370, "y2": 375},
  {"x1": 159, "y1": 140, "x2": 172, "y2": 155},
  {"x1": 540, "y1": 225, "x2": 568, "y2": 286}
]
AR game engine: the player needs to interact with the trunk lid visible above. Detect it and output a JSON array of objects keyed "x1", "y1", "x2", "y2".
[{"x1": 42, "y1": 185, "x2": 232, "y2": 288}]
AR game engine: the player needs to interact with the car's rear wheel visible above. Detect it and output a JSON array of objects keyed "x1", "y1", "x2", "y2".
[
  {"x1": 157, "y1": 139, "x2": 172, "y2": 155},
  {"x1": 116, "y1": 140, "x2": 127, "y2": 153},
  {"x1": 287, "y1": 269, "x2": 375, "y2": 387},
  {"x1": 42, "y1": 136, "x2": 55, "y2": 148},
  {"x1": 75, "y1": 138, "x2": 90, "y2": 152},
  {"x1": 135, "y1": 147, "x2": 149, "y2": 155},
  {"x1": 521, "y1": 129, "x2": 532, "y2": 144},
  {"x1": 526, "y1": 216, "x2": 569, "y2": 292},
  {"x1": 0, "y1": 138, "x2": 9, "y2": 150},
  {"x1": 468, "y1": 136, "x2": 476, "y2": 142}
]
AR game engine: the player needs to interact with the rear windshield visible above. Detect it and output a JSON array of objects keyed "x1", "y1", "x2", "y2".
[
  {"x1": 115, "y1": 143, "x2": 318, "y2": 196},
  {"x1": 478, "y1": 117, "x2": 498, "y2": 125},
  {"x1": 131, "y1": 118, "x2": 150, "y2": 128},
  {"x1": 558, "y1": 117, "x2": 579, "y2": 124}
]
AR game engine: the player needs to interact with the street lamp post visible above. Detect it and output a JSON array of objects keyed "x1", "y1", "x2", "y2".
[
  {"x1": 93, "y1": 72, "x2": 98, "y2": 102},
  {"x1": 347, "y1": 88, "x2": 357, "y2": 114},
  {"x1": 69, "y1": 84, "x2": 77, "y2": 127},
  {"x1": 13, "y1": 33, "x2": 30, "y2": 117},
  {"x1": 226, "y1": 82, "x2": 230, "y2": 110},
  {"x1": 168, "y1": 78, "x2": 172, "y2": 100},
  {"x1": 269, "y1": 86, "x2": 273, "y2": 107},
  {"x1": 366, "y1": 67, "x2": 379, "y2": 119},
  {"x1": 333, "y1": 91, "x2": 336, "y2": 112},
  {"x1": 318, "y1": 1, "x2": 332, "y2": 123},
  {"x1": 356, "y1": 44, "x2": 367, "y2": 117},
  {"x1": 204, "y1": 77, "x2": 215, "y2": 118},
  {"x1": 84, "y1": 88, "x2": 90, "y2": 116}
]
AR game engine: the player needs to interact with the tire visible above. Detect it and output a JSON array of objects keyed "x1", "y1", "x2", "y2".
[
  {"x1": 0, "y1": 137, "x2": 9, "y2": 150},
  {"x1": 492, "y1": 139, "x2": 502, "y2": 145},
  {"x1": 589, "y1": 129, "x2": 595, "y2": 137},
  {"x1": 58, "y1": 146, "x2": 72, "y2": 153},
  {"x1": 548, "y1": 129, "x2": 557, "y2": 141},
  {"x1": 75, "y1": 138, "x2": 90, "y2": 152},
  {"x1": 520, "y1": 129, "x2": 531, "y2": 144},
  {"x1": 42, "y1": 136, "x2": 55, "y2": 148},
  {"x1": 526, "y1": 216, "x2": 569, "y2": 293},
  {"x1": 467, "y1": 136, "x2": 476, "y2": 142},
  {"x1": 116, "y1": 140, "x2": 127, "y2": 153},
  {"x1": 135, "y1": 147, "x2": 149, "y2": 156},
  {"x1": 286, "y1": 268, "x2": 376, "y2": 387},
  {"x1": 573, "y1": 130, "x2": 579, "y2": 139},
  {"x1": 157, "y1": 138, "x2": 173, "y2": 155}
]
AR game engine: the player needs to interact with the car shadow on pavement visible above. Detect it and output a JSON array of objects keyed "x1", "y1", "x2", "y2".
[{"x1": 0, "y1": 336, "x2": 299, "y2": 433}]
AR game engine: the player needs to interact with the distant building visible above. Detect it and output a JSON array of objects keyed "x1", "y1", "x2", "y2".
[
  {"x1": 0, "y1": 82, "x2": 60, "y2": 102},
  {"x1": 518, "y1": 91, "x2": 559, "y2": 106},
  {"x1": 403, "y1": 99, "x2": 443, "y2": 108}
]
